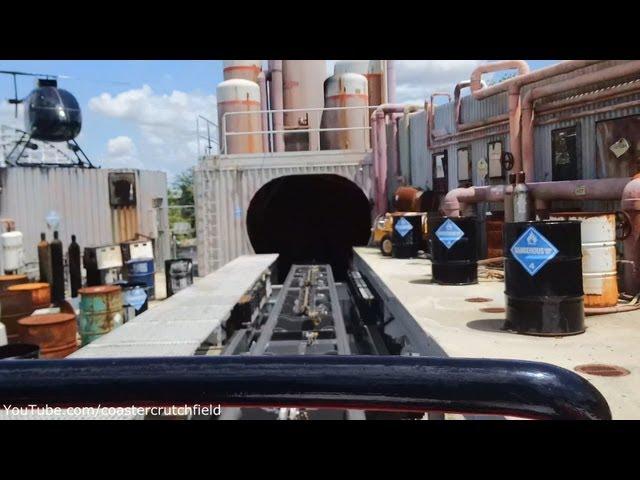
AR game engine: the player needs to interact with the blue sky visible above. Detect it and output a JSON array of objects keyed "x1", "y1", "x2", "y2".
[{"x1": 0, "y1": 60, "x2": 555, "y2": 182}]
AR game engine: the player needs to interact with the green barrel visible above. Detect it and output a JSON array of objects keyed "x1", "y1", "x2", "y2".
[{"x1": 78, "y1": 285, "x2": 123, "y2": 346}]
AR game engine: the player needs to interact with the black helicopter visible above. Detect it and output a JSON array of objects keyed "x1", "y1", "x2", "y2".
[{"x1": 1, "y1": 70, "x2": 94, "y2": 167}]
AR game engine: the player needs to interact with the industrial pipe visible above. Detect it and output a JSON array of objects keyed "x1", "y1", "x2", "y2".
[
  {"x1": 268, "y1": 60, "x2": 285, "y2": 152},
  {"x1": 387, "y1": 60, "x2": 396, "y2": 104},
  {"x1": 441, "y1": 178, "x2": 631, "y2": 217},
  {"x1": 621, "y1": 173, "x2": 640, "y2": 293},
  {"x1": 257, "y1": 71, "x2": 269, "y2": 153},
  {"x1": 521, "y1": 60, "x2": 640, "y2": 180},
  {"x1": 441, "y1": 185, "x2": 506, "y2": 217},
  {"x1": 371, "y1": 104, "x2": 422, "y2": 215},
  {"x1": 0, "y1": 356, "x2": 611, "y2": 420},
  {"x1": 470, "y1": 60, "x2": 600, "y2": 101},
  {"x1": 469, "y1": 60, "x2": 602, "y2": 173},
  {"x1": 375, "y1": 109, "x2": 388, "y2": 214},
  {"x1": 454, "y1": 80, "x2": 488, "y2": 131}
]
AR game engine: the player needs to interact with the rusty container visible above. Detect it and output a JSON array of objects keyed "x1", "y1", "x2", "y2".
[
  {"x1": 223, "y1": 60, "x2": 262, "y2": 83},
  {"x1": 78, "y1": 285, "x2": 123, "y2": 346},
  {"x1": 18, "y1": 313, "x2": 77, "y2": 359},
  {"x1": 320, "y1": 73, "x2": 370, "y2": 151},
  {"x1": 8, "y1": 282, "x2": 51, "y2": 309},
  {"x1": 37, "y1": 232, "x2": 52, "y2": 284},
  {"x1": 282, "y1": 60, "x2": 326, "y2": 152},
  {"x1": 548, "y1": 212, "x2": 618, "y2": 308},
  {"x1": 0, "y1": 274, "x2": 28, "y2": 292},
  {"x1": 0, "y1": 290, "x2": 35, "y2": 343},
  {"x1": 486, "y1": 212, "x2": 505, "y2": 258},
  {"x1": 216, "y1": 79, "x2": 263, "y2": 154}
]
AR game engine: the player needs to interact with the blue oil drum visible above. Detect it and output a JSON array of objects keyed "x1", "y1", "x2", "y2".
[{"x1": 126, "y1": 258, "x2": 155, "y2": 300}]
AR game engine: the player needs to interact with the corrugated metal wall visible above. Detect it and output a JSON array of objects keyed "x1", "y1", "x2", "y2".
[
  {"x1": 0, "y1": 168, "x2": 170, "y2": 274},
  {"x1": 195, "y1": 151, "x2": 374, "y2": 276},
  {"x1": 400, "y1": 61, "x2": 639, "y2": 213}
]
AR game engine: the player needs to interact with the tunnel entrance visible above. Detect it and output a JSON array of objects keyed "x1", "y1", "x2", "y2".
[{"x1": 247, "y1": 174, "x2": 372, "y2": 283}]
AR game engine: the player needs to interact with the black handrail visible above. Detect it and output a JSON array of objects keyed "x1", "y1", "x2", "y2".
[{"x1": 0, "y1": 355, "x2": 611, "y2": 420}]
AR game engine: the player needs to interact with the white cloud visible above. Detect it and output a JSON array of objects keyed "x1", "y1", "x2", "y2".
[
  {"x1": 102, "y1": 135, "x2": 144, "y2": 169},
  {"x1": 395, "y1": 60, "x2": 488, "y2": 104},
  {"x1": 89, "y1": 84, "x2": 217, "y2": 175}
]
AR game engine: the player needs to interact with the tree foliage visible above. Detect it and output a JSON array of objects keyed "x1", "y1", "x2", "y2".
[{"x1": 168, "y1": 167, "x2": 195, "y2": 239}]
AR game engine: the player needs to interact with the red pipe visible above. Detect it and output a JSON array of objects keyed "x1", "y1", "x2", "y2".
[
  {"x1": 268, "y1": 60, "x2": 285, "y2": 152},
  {"x1": 442, "y1": 178, "x2": 630, "y2": 217},
  {"x1": 371, "y1": 104, "x2": 422, "y2": 215},
  {"x1": 621, "y1": 174, "x2": 640, "y2": 294},
  {"x1": 257, "y1": 71, "x2": 269, "y2": 152},
  {"x1": 469, "y1": 60, "x2": 601, "y2": 173},
  {"x1": 470, "y1": 60, "x2": 599, "y2": 101}
]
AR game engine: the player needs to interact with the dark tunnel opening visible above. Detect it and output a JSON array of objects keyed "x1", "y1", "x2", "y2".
[{"x1": 247, "y1": 174, "x2": 372, "y2": 283}]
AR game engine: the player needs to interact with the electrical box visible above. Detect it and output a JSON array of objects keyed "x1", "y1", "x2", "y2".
[
  {"x1": 488, "y1": 141, "x2": 503, "y2": 179},
  {"x1": 109, "y1": 172, "x2": 137, "y2": 207}
]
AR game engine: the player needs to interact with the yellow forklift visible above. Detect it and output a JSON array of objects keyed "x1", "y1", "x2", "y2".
[
  {"x1": 371, "y1": 186, "x2": 437, "y2": 256},
  {"x1": 372, "y1": 212, "x2": 429, "y2": 256}
]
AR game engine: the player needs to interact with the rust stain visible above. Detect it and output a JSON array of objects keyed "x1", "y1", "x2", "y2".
[{"x1": 574, "y1": 364, "x2": 630, "y2": 377}]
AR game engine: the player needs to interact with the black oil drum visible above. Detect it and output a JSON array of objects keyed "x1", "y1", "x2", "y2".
[
  {"x1": 429, "y1": 216, "x2": 478, "y2": 285},
  {"x1": 0, "y1": 343, "x2": 40, "y2": 359},
  {"x1": 504, "y1": 221, "x2": 584, "y2": 336},
  {"x1": 391, "y1": 214, "x2": 423, "y2": 259}
]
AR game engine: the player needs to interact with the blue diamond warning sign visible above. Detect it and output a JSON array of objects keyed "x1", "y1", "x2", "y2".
[
  {"x1": 435, "y1": 219, "x2": 464, "y2": 249},
  {"x1": 510, "y1": 226, "x2": 559, "y2": 276},
  {"x1": 395, "y1": 217, "x2": 413, "y2": 237}
]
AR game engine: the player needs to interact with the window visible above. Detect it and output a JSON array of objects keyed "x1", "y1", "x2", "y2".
[
  {"x1": 432, "y1": 152, "x2": 448, "y2": 194},
  {"x1": 552, "y1": 126, "x2": 581, "y2": 181},
  {"x1": 457, "y1": 147, "x2": 471, "y2": 183},
  {"x1": 487, "y1": 141, "x2": 504, "y2": 179},
  {"x1": 109, "y1": 172, "x2": 137, "y2": 207}
]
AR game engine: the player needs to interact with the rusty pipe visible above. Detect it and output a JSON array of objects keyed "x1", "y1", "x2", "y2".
[
  {"x1": 268, "y1": 60, "x2": 285, "y2": 152},
  {"x1": 621, "y1": 173, "x2": 640, "y2": 294},
  {"x1": 441, "y1": 178, "x2": 631, "y2": 217},
  {"x1": 257, "y1": 71, "x2": 269, "y2": 152},
  {"x1": 441, "y1": 185, "x2": 506, "y2": 217},
  {"x1": 522, "y1": 60, "x2": 640, "y2": 180},
  {"x1": 387, "y1": 60, "x2": 396, "y2": 104},
  {"x1": 470, "y1": 60, "x2": 600, "y2": 101},
  {"x1": 585, "y1": 304, "x2": 640, "y2": 316},
  {"x1": 375, "y1": 109, "x2": 388, "y2": 214},
  {"x1": 454, "y1": 80, "x2": 486, "y2": 131},
  {"x1": 470, "y1": 60, "x2": 530, "y2": 99}
]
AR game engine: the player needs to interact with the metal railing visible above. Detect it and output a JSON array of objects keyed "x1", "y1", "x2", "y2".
[
  {"x1": 196, "y1": 115, "x2": 219, "y2": 157},
  {"x1": 0, "y1": 355, "x2": 611, "y2": 419},
  {"x1": 221, "y1": 105, "x2": 378, "y2": 155}
]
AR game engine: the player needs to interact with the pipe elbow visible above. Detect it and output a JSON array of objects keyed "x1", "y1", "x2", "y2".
[
  {"x1": 470, "y1": 60, "x2": 530, "y2": 94},
  {"x1": 441, "y1": 187, "x2": 472, "y2": 217},
  {"x1": 622, "y1": 173, "x2": 640, "y2": 211}
]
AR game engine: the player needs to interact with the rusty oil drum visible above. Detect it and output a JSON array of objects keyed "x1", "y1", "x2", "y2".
[
  {"x1": 78, "y1": 285, "x2": 123, "y2": 346},
  {"x1": 486, "y1": 212, "x2": 504, "y2": 259},
  {"x1": 7, "y1": 282, "x2": 51, "y2": 309},
  {"x1": 0, "y1": 290, "x2": 35, "y2": 343},
  {"x1": 0, "y1": 274, "x2": 28, "y2": 292},
  {"x1": 18, "y1": 313, "x2": 78, "y2": 359}
]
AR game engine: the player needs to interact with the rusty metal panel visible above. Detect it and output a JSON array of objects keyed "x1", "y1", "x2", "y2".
[
  {"x1": 195, "y1": 151, "x2": 374, "y2": 276},
  {"x1": 408, "y1": 110, "x2": 428, "y2": 189}
]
